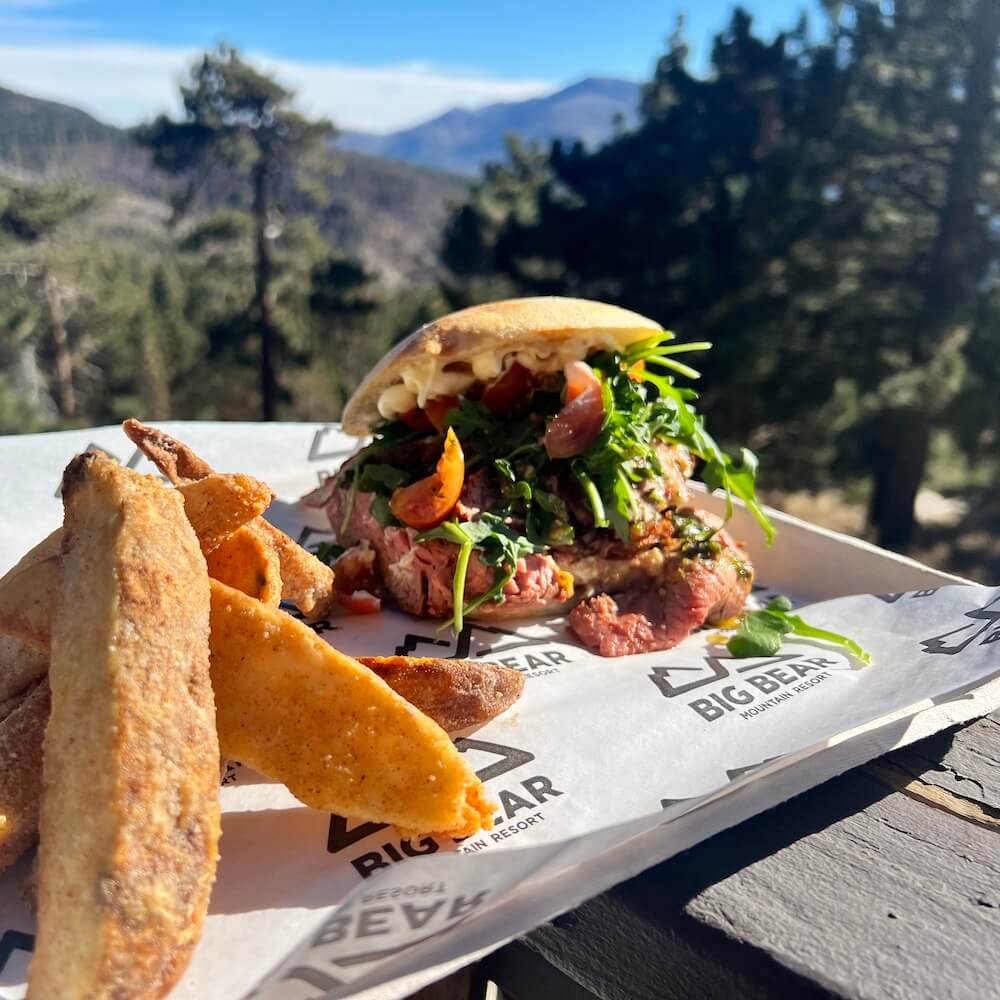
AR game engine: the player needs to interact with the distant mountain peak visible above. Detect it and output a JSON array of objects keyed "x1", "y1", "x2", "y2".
[
  {"x1": 338, "y1": 76, "x2": 640, "y2": 175},
  {"x1": 559, "y1": 76, "x2": 643, "y2": 97}
]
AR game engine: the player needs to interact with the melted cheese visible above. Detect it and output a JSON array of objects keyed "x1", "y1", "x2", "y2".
[{"x1": 375, "y1": 328, "x2": 656, "y2": 420}]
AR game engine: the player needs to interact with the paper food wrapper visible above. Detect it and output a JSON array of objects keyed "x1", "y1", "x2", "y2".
[{"x1": 1, "y1": 422, "x2": 998, "y2": 1000}]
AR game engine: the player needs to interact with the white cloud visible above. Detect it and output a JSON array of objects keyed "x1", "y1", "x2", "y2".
[{"x1": 0, "y1": 41, "x2": 556, "y2": 133}]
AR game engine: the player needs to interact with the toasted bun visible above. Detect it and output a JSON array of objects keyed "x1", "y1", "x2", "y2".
[{"x1": 341, "y1": 296, "x2": 662, "y2": 435}]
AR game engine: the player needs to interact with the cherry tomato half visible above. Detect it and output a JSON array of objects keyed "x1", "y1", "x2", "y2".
[
  {"x1": 339, "y1": 589, "x2": 382, "y2": 614},
  {"x1": 389, "y1": 427, "x2": 465, "y2": 529},
  {"x1": 400, "y1": 408, "x2": 433, "y2": 432},
  {"x1": 481, "y1": 362, "x2": 534, "y2": 415}
]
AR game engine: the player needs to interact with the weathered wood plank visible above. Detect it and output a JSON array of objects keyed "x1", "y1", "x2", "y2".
[
  {"x1": 686, "y1": 771, "x2": 1000, "y2": 1000},
  {"x1": 514, "y1": 716, "x2": 1000, "y2": 1000},
  {"x1": 515, "y1": 882, "x2": 829, "y2": 1000},
  {"x1": 879, "y1": 713, "x2": 1000, "y2": 813}
]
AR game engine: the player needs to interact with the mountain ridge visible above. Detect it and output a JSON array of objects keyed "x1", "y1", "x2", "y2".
[
  {"x1": 338, "y1": 76, "x2": 641, "y2": 174},
  {"x1": 0, "y1": 83, "x2": 468, "y2": 287},
  {"x1": 0, "y1": 76, "x2": 641, "y2": 281},
  {"x1": 0, "y1": 84, "x2": 123, "y2": 169}
]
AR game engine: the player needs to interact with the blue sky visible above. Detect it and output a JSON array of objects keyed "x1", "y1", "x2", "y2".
[{"x1": 0, "y1": 1, "x2": 824, "y2": 131}]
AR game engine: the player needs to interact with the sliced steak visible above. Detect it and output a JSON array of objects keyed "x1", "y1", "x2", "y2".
[
  {"x1": 638, "y1": 442, "x2": 695, "y2": 513},
  {"x1": 323, "y1": 482, "x2": 570, "y2": 617},
  {"x1": 315, "y1": 445, "x2": 740, "y2": 645},
  {"x1": 382, "y1": 530, "x2": 570, "y2": 617},
  {"x1": 554, "y1": 543, "x2": 669, "y2": 595},
  {"x1": 567, "y1": 517, "x2": 753, "y2": 657},
  {"x1": 455, "y1": 468, "x2": 498, "y2": 521}
]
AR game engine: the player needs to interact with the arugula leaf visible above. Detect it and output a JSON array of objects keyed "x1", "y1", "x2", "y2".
[
  {"x1": 572, "y1": 462, "x2": 608, "y2": 527},
  {"x1": 621, "y1": 331, "x2": 714, "y2": 381},
  {"x1": 727, "y1": 596, "x2": 873, "y2": 665},
  {"x1": 494, "y1": 458, "x2": 516, "y2": 482},
  {"x1": 445, "y1": 397, "x2": 545, "y2": 470},
  {"x1": 451, "y1": 539, "x2": 474, "y2": 633},
  {"x1": 370, "y1": 493, "x2": 397, "y2": 527},
  {"x1": 418, "y1": 520, "x2": 476, "y2": 546},
  {"x1": 627, "y1": 344, "x2": 776, "y2": 546},
  {"x1": 701, "y1": 447, "x2": 775, "y2": 545},
  {"x1": 335, "y1": 427, "x2": 425, "y2": 534},
  {"x1": 524, "y1": 485, "x2": 573, "y2": 546},
  {"x1": 356, "y1": 463, "x2": 409, "y2": 493},
  {"x1": 579, "y1": 335, "x2": 768, "y2": 546},
  {"x1": 533, "y1": 486, "x2": 568, "y2": 521},
  {"x1": 608, "y1": 468, "x2": 637, "y2": 542}
]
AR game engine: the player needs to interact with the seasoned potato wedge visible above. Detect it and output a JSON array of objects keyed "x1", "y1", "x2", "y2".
[
  {"x1": 123, "y1": 419, "x2": 336, "y2": 617},
  {"x1": 209, "y1": 580, "x2": 494, "y2": 838},
  {"x1": 177, "y1": 472, "x2": 274, "y2": 555},
  {"x1": 28, "y1": 453, "x2": 219, "y2": 1000},
  {"x1": 0, "y1": 678, "x2": 49, "y2": 874},
  {"x1": 358, "y1": 656, "x2": 524, "y2": 733},
  {"x1": 0, "y1": 470, "x2": 271, "y2": 650},
  {"x1": 0, "y1": 635, "x2": 49, "y2": 705},
  {"x1": 0, "y1": 555, "x2": 58, "y2": 654},
  {"x1": 205, "y1": 523, "x2": 283, "y2": 605}
]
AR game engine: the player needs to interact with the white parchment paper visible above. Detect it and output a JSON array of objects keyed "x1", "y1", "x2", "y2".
[{"x1": 0, "y1": 422, "x2": 996, "y2": 1000}]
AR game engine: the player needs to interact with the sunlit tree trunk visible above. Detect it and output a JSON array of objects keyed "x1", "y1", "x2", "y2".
[
  {"x1": 253, "y1": 160, "x2": 279, "y2": 421},
  {"x1": 138, "y1": 323, "x2": 171, "y2": 420},
  {"x1": 42, "y1": 267, "x2": 75, "y2": 419}
]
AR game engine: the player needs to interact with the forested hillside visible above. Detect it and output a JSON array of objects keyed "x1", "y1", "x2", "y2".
[{"x1": 0, "y1": 84, "x2": 467, "y2": 286}]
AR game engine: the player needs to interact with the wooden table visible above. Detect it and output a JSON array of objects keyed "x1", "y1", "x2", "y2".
[{"x1": 417, "y1": 710, "x2": 1000, "y2": 1000}]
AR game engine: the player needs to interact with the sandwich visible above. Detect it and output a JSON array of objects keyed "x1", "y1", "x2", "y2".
[{"x1": 307, "y1": 296, "x2": 774, "y2": 656}]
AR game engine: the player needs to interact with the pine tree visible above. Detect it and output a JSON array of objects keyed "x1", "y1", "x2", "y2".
[
  {"x1": 442, "y1": 3, "x2": 1000, "y2": 551},
  {"x1": 0, "y1": 182, "x2": 97, "y2": 419},
  {"x1": 826, "y1": 0, "x2": 1000, "y2": 547},
  {"x1": 139, "y1": 45, "x2": 335, "y2": 419}
]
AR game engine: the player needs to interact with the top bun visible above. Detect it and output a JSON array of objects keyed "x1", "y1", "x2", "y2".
[{"x1": 340, "y1": 296, "x2": 662, "y2": 436}]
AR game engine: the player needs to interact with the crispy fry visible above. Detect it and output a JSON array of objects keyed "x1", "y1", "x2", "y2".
[
  {"x1": 0, "y1": 471, "x2": 272, "y2": 647},
  {"x1": 0, "y1": 555, "x2": 58, "y2": 653},
  {"x1": 179, "y1": 472, "x2": 274, "y2": 555},
  {"x1": 255, "y1": 518, "x2": 336, "y2": 616},
  {"x1": 357, "y1": 656, "x2": 524, "y2": 733},
  {"x1": 205, "y1": 523, "x2": 282, "y2": 605},
  {"x1": 123, "y1": 418, "x2": 337, "y2": 617},
  {"x1": 12, "y1": 530, "x2": 61, "y2": 567},
  {"x1": 209, "y1": 580, "x2": 494, "y2": 837},
  {"x1": 121, "y1": 417, "x2": 214, "y2": 484},
  {"x1": 0, "y1": 678, "x2": 48, "y2": 874},
  {"x1": 0, "y1": 635, "x2": 49, "y2": 704},
  {"x1": 0, "y1": 637, "x2": 49, "y2": 878},
  {"x1": 29, "y1": 453, "x2": 220, "y2": 1000}
]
